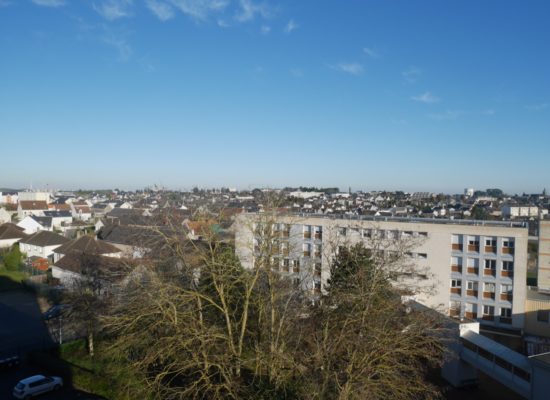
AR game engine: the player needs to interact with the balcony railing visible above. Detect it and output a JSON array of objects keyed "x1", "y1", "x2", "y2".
[
  {"x1": 452, "y1": 243, "x2": 463, "y2": 251},
  {"x1": 282, "y1": 230, "x2": 290, "y2": 238},
  {"x1": 451, "y1": 265, "x2": 462, "y2": 273},
  {"x1": 314, "y1": 252, "x2": 322, "y2": 259},
  {"x1": 502, "y1": 247, "x2": 514, "y2": 255},
  {"x1": 303, "y1": 232, "x2": 311, "y2": 239},
  {"x1": 500, "y1": 293, "x2": 513, "y2": 301},
  {"x1": 484, "y1": 246, "x2": 497, "y2": 253},
  {"x1": 468, "y1": 244, "x2": 480, "y2": 252},
  {"x1": 314, "y1": 233, "x2": 322, "y2": 240},
  {"x1": 293, "y1": 266, "x2": 300, "y2": 273},
  {"x1": 501, "y1": 270, "x2": 513, "y2": 278},
  {"x1": 449, "y1": 309, "x2": 460, "y2": 317},
  {"x1": 450, "y1": 288, "x2": 462, "y2": 295},
  {"x1": 483, "y1": 292, "x2": 495, "y2": 300},
  {"x1": 303, "y1": 251, "x2": 311, "y2": 257},
  {"x1": 466, "y1": 289, "x2": 478, "y2": 297},
  {"x1": 465, "y1": 312, "x2": 477, "y2": 319},
  {"x1": 482, "y1": 315, "x2": 495, "y2": 321},
  {"x1": 467, "y1": 267, "x2": 479, "y2": 275},
  {"x1": 483, "y1": 269, "x2": 496, "y2": 277}
]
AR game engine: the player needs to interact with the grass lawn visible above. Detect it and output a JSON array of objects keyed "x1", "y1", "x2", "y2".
[
  {"x1": 0, "y1": 267, "x2": 27, "y2": 292},
  {"x1": 59, "y1": 339, "x2": 148, "y2": 399}
]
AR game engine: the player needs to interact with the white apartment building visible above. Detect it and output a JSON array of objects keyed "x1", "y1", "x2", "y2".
[
  {"x1": 235, "y1": 213, "x2": 528, "y2": 330},
  {"x1": 502, "y1": 206, "x2": 540, "y2": 219}
]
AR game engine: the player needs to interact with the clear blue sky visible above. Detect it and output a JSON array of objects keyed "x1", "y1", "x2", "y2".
[{"x1": 1, "y1": 0, "x2": 549, "y2": 194}]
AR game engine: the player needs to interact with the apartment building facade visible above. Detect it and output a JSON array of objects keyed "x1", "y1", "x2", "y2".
[{"x1": 235, "y1": 213, "x2": 528, "y2": 330}]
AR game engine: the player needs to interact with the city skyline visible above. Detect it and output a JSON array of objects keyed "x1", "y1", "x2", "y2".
[{"x1": 1, "y1": 1, "x2": 549, "y2": 192}]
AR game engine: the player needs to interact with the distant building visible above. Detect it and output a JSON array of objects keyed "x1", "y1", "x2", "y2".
[
  {"x1": 464, "y1": 188, "x2": 475, "y2": 197},
  {"x1": 18, "y1": 191, "x2": 51, "y2": 204},
  {"x1": 502, "y1": 206, "x2": 539, "y2": 219},
  {"x1": 235, "y1": 213, "x2": 528, "y2": 331}
]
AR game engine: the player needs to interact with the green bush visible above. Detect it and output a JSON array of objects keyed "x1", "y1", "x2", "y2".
[{"x1": 3, "y1": 246, "x2": 24, "y2": 271}]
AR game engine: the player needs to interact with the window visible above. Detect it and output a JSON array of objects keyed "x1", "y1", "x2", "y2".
[
  {"x1": 292, "y1": 259, "x2": 300, "y2": 268},
  {"x1": 451, "y1": 256, "x2": 462, "y2": 266},
  {"x1": 451, "y1": 279, "x2": 462, "y2": 288},
  {"x1": 537, "y1": 310, "x2": 550, "y2": 323},
  {"x1": 467, "y1": 258, "x2": 479, "y2": 267},
  {"x1": 418, "y1": 232, "x2": 428, "y2": 237},
  {"x1": 314, "y1": 226, "x2": 322, "y2": 239},
  {"x1": 484, "y1": 283, "x2": 495, "y2": 293},
  {"x1": 500, "y1": 308, "x2": 512, "y2": 318},
  {"x1": 483, "y1": 305, "x2": 495, "y2": 316},
  {"x1": 502, "y1": 261, "x2": 514, "y2": 271},
  {"x1": 417, "y1": 253, "x2": 428, "y2": 260},
  {"x1": 485, "y1": 238, "x2": 497, "y2": 247},
  {"x1": 362, "y1": 229, "x2": 372, "y2": 238},
  {"x1": 303, "y1": 225, "x2": 312, "y2": 238},
  {"x1": 303, "y1": 243, "x2": 311, "y2": 256},
  {"x1": 339, "y1": 227, "x2": 347, "y2": 236},
  {"x1": 502, "y1": 239, "x2": 514, "y2": 248},
  {"x1": 283, "y1": 259, "x2": 290, "y2": 267},
  {"x1": 484, "y1": 259, "x2": 496, "y2": 269},
  {"x1": 468, "y1": 236, "x2": 480, "y2": 246},
  {"x1": 467, "y1": 281, "x2": 478, "y2": 290},
  {"x1": 500, "y1": 284, "x2": 513, "y2": 294}
]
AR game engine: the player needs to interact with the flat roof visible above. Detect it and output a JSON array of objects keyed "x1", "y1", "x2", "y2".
[
  {"x1": 267, "y1": 212, "x2": 529, "y2": 229},
  {"x1": 462, "y1": 330, "x2": 530, "y2": 371}
]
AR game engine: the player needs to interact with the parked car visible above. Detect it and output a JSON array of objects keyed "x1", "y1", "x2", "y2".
[
  {"x1": 42, "y1": 304, "x2": 71, "y2": 320},
  {"x1": 13, "y1": 375, "x2": 63, "y2": 399}
]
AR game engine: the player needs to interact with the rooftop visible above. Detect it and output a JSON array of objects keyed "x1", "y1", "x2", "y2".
[{"x1": 257, "y1": 212, "x2": 529, "y2": 229}]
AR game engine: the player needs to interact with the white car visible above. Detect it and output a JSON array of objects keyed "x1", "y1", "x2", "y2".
[{"x1": 12, "y1": 375, "x2": 63, "y2": 399}]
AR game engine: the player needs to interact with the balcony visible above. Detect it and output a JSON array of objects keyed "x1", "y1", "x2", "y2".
[
  {"x1": 482, "y1": 315, "x2": 495, "y2": 321},
  {"x1": 282, "y1": 250, "x2": 289, "y2": 257},
  {"x1": 314, "y1": 270, "x2": 321, "y2": 278},
  {"x1": 499, "y1": 317, "x2": 512, "y2": 324},
  {"x1": 502, "y1": 247, "x2": 514, "y2": 255},
  {"x1": 303, "y1": 232, "x2": 311, "y2": 239},
  {"x1": 501, "y1": 270, "x2": 514, "y2": 278},
  {"x1": 314, "y1": 252, "x2": 322, "y2": 259},
  {"x1": 484, "y1": 246, "x2": 497, "y2": 253},
  {"x1": 450, "y1": 288, "x2": 462, "y2": 295},
  {"x1": 467, "y1": 267, "x2": 479, "y2": 275},
  {"x1": 483, "y1": 269, "x2": 496, "y2": 277},
  {"x1": 449, "y1": 309, "x2": 460, "y2": 317},
  {"x1": 282, "y1": 230, "x2": 290, "y2": 238},
  {"x1": 452, "y1": 243, "x2": 463, "y2": 251},
  {"x1": 465, "y1": 312, "x2": 477, "y2": 319},
  {"x1": 483, "y1": 292, "x2": 495, "y2": 300},
  {"x1": 500, "y1": 293, "x2": 513, "y2": 302},
  {"x1": 314, "y1": 232, "x2": 322, "y2": 240},
  {"x1": 468, "y1": 244, "x2": 480, "y2": 252},
  {"x1": 451, "y1": 265, "x2": 462, "y2": 273},
  {"x1": 303, "y1": 251, "x2": 311, "y2": 257},
  {"x1": 282, "y1": 265, "x2": 290, "y2": 273},
  {"x1": 466, "y1": 289, "x2": 478, "y2": 297},
  {"x1": 293, "y1": 266, "x2": 300, "y2": 273}
]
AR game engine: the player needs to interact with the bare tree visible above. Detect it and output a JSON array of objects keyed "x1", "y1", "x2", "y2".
[{"x1": 104, "y1": 209, "x2": 446, "y2": 399}]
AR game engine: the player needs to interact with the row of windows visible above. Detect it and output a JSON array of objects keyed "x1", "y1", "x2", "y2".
[
  {"x1": 452, "y1": 235, "x2": 515, "y2": 248},
  {"x1": 450, "y1": 279, "x2": 512, "y2": 294},
  {"x1": 451, "y1": 257, "x2": 514, "y2": 271},
  {"x1": 451, "y1": 301, "x2": 512, "y2": 318}
]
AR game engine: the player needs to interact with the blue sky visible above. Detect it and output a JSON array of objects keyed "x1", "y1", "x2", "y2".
[{"x1": 0, "y1": 0, "x2": 549, "y2": 194}]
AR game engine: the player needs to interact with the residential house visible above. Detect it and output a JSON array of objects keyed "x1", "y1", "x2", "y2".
[
  {"x1": 19, "y1": 231, "x2": 70, "y2": 262},
  {"x1": 17, "y1": 200, "x2": 48, "y2": 220},
  {"x1": 52, "y1": 253, "x2": 133, "y2": 289},
  {"x1": 0, "y1": 223, "x2": 27, "y2": 249},
  {"x1": 71, "y1": 202, "x2": 92, "y2": 221},
  {"x1": 17, "y1": 215, "x2": 53, "y2": 234},
  {"x1": 53, "y1": 235, "x2": 122, "y2": 263},
  {"x1": 43, "y1": 210, "x2": 73, "y2": 228},
  {"x1": 0, "y1": 208, "x2": 10, "y2": 224}
]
